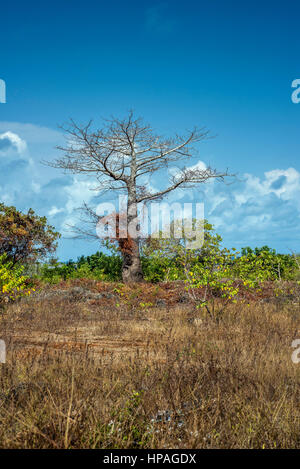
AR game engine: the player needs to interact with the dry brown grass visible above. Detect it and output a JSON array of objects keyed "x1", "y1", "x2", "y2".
[{"x1": 0, "y1": 281, "x2": 299, "y2": 448}]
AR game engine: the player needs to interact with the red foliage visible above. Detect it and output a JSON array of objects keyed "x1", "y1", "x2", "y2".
[{"x1": 102, "y1": 212, "x2": 135, "y2": 255}]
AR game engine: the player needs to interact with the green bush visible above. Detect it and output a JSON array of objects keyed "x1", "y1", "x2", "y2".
[
  {"x1": 141, "y1": 219, "x2": 222, "y2": 283},
  {"x1": 40, "y1": 252, "x2": 122, "y2": 283},
  {"x1": 232, "y1": 246, "x2": 297, "y2": 282},
  {"x1": 0, "y1": 254, "x2": 34, "y2": 304}
]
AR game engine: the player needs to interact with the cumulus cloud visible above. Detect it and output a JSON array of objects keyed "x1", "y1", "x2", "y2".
[
  {"x1": 48, "y1": 206, "x2": 65, "y2": 217},
  {"x1": 64, "y1": 177, "x2": 99, "y2": 214},
  {"x1": 186, "y1": 160, "x2": 207, "y2": 172},
  {"x1": 199, "y1": 166, "x2": 300, "y2": 251},
  {"x1": 0, "y1": 131, "x2": 27, "y2": 155},
  {"x1": 0, "y1": 122, "x2": 62, "y2": 145}
]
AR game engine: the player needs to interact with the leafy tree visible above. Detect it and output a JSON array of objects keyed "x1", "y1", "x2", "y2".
[
  {"x1": 143, "y1": 219, "x2": 222, "y2": 261},
  {"x1": 0, "y1": 203, "x2": 60, "y2": 265},
  {"x1": 235, "y1": 246, "x2": 297, "y2": 282},
  {"x1": 141, "y1": 219, "x2": 223, "y2": 281},
  {"x1": 185, "y1": 246, "x2": 239, "y2": 321}
]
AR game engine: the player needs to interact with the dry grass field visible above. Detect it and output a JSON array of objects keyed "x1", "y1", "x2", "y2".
[{"x1": 0, "y1": 280, "x2": 299, "y2": 449}]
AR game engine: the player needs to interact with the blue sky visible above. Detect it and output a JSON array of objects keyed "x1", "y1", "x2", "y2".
[{"x1": 0, "y1": 0, "x2": 300, "y2": 259}]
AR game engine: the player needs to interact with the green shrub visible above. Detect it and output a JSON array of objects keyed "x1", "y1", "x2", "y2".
[
  {"x1": 40, "y1": 252, "x2": 122, "y2": 283},
  {"x1": 141, "y1": 219, "x2": 222, "y2": 283},
  {"x1": 232, "y1": 246, "x2": 297, "y2": 283},
  {"x1": 184, "y1": 246, "x2": 240, "y2": 320},
  {"x1": 0, "y1": 254, "x2": 34, "y2": 304}
]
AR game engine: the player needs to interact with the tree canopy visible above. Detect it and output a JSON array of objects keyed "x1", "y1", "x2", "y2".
[{"x1": 0, "y1": 203, "x2": 60, "y2": 265}]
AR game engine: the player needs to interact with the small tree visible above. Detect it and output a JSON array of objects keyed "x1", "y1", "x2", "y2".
[
  {"x1": 141, "y1": 219, "x2": 222, "y2": 282},
  {"x1": 184, "y1": 246, "x2": 239, "y2": 321},
  {"x1": 0, "y1": 203, "x2": 60, "y2": 265},
  {"x1": 47, "y1": 112, "x2": 230, "y2": 283},
  {"x1": 145, "y1": 218, "x2": 240, "y2": 319},
  {"x1": 234, "y1": 246, "x2": 297, "y2": 282}
]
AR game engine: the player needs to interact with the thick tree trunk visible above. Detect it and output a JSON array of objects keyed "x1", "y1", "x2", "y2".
[
  {"x1": 121, "y1": 238, "x2": 144, "y2": 283},
  {"x1": 121, "y1": 195, "x2": 144, "y2": 283}
]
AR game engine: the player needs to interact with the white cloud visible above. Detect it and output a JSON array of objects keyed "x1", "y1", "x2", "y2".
[
  {"x1": 232, "y1": 168, "x2": 300, "y2": 209},
  {"x1": 64, "y1": 177, "x2": 99, "y2": 214},
  {"x1": 201, "y1": 167, "x2": 300, "y2": 251},
  {"x1": 186, "y1": 160, "x2": 207, "y2": 172},
  {"x1": 48, "y1": 206, "x2": 65, "y2": 217},
  {"x1": 0, "y1": 122, "x2": 62, "y2": 144},
  {"x1": 0, "y1": 131, "x2": 27, "y2": 155}
]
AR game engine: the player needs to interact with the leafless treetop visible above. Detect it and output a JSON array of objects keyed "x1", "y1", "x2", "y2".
[{"x1": 47, "y1": 111, "x2": 230, "y2": 203}]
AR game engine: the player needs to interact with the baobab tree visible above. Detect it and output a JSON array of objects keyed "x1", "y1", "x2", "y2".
[{"x1": 47, "y1": 112, "x2": 229, "y2": 283}]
